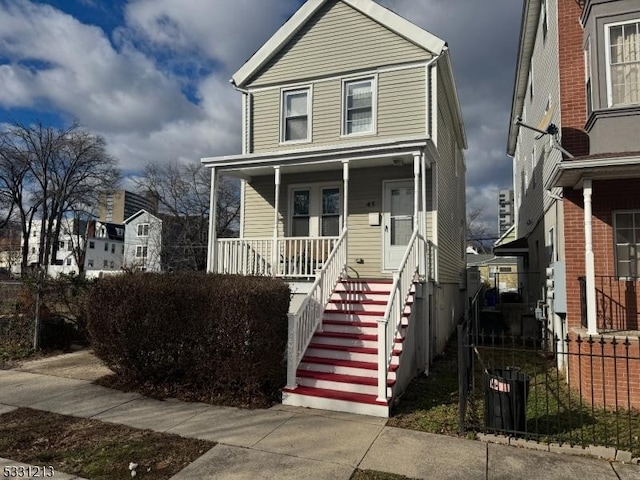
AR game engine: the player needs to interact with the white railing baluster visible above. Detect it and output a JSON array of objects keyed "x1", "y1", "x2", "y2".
[
  {"x1": 285, "y1": 229, "x2": 348, "y2": 389},
  {"x1": 378, "y1": 229, "x2": 430, "y2": 404}
]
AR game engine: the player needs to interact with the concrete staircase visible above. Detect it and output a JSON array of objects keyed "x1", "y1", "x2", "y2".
[{"x1": 282, "y1": 279, "x2": 412, "y2": 417}]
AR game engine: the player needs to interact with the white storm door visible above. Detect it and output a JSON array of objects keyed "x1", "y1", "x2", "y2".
[{"x1": 383, "y1": 180, "x2": 415, "y2": 271}]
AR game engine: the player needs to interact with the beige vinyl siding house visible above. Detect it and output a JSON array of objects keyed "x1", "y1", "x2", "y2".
[
  {"x1": 203, "y1": 0, "x2": 466, "y2": 417},
  {"x1": 250, "y1": 66, "x2": 427, "y2": 153},
  {"x1": 249, "y1": 1, "x2": 431, "y2": 87}
]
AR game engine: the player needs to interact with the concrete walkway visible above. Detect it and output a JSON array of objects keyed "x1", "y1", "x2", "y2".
[{"x1": 0, "y1": 351, "x2": 638, "y2": 480}]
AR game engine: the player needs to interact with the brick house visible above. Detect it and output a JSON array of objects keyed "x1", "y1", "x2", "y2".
[{"x1": 505, "y1": 0, "x2": 640, "y2": 408}]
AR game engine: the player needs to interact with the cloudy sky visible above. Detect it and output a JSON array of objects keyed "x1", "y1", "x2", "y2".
[{"x1": 0, "y1": 0, "x2": 522, "y2": 237}]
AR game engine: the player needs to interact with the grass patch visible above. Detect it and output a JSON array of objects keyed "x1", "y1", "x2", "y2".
[
  {"x1": 350, "y1": 469, "x2": 419, "y2": 480},
  {"x1": 388, "y1": 333, "x2": 640, "y2": 456},
  {"x1": 0, "y1": 408, "x2": 214, "y2": 479},
  {"x1": 388, "y1": 343, "x2": 460, "y2": 436}
]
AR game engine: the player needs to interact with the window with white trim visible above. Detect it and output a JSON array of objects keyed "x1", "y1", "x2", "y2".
[
  {"x1": 87, "y1": 259, "x2": 94, "y2": 268},
  {"x1": 607, "y1": 20, "x2": 640, "y2": 106},
  {"x1": 343, "y1": 78, "x2": 375, "y2": 135},
  {"x1": 282, "y1": 88, "x2": 310, "y2": 142},
  {"x1": 289, "y1": 184, "x2": 342, "y2": 237},
  {"x1": 136, "y1": 245, "x2": 148, "y2": 258},
  {"x1": 615, "y1": 211, "x2": 640, "y2": 277},
  {"x1": 291, "y1": 189, "x2": 310, "y2": 237},
  {"x1": 137, "y1": 223, "x2": 149, "y2": 237},
  {"x1": 321, "y1": 187, "x2": 340, "y2": 237}
]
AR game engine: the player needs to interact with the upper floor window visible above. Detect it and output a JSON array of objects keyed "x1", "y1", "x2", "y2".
[
  {"x1": 282, "y1": 88, "x2": 310, "y2": 143},
  {"x1": 137, "y1": 223, "x2": 149, "y2": 237},
  {"x1": 614, "y1": 211, "x2": 640, "y2": 278},
  {"x1": 343, "y1": 78, "x2": 375, "y2": 135},
  {"x1": 606, "y1": 20, "x2": 640, "y2": 107}
]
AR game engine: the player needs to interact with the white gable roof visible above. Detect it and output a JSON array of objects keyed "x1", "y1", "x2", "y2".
[{"x1": 232, "y1": 0, "x2": 447, "y2": 87}]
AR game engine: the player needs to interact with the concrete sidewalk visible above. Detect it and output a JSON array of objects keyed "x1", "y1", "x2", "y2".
[{"x1": 0, "y1": 352, "x2": 638, "y2": 480}]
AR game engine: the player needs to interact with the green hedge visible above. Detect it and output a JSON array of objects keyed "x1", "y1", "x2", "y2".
[{"x1": 87, "y1": 273, "x2": 291, "y2": 405}]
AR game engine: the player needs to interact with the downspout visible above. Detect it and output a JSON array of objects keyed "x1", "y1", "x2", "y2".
[{"x1": 230, "y1": 80, "x2": 251, "y2": 155}]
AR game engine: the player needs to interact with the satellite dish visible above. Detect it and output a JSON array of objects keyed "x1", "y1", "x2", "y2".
[{"x1": 536, "y1": 104, "x2": 556, "y2": 132}]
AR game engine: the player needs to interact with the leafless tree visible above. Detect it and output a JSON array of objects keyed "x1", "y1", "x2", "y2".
[
  {"x1": 0, "y1": 121, "x2": 120, "y2": 275},
  {"x1": 136, "y1": 160, "x2": 239, "y2": 271},
  {"x1": 466, "y1": 207, "x2": 491, "y2": 253}
]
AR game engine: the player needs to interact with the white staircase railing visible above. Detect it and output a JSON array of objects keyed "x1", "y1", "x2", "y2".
[
  {"x1": 377, "y1": 228, "x2": 426, "y2": 402},
  {"x1": 286, "y1": 229, "x2": 348, "y2": 389}
]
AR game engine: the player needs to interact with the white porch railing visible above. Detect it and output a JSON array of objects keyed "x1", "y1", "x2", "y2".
[
  {"x1": 377, "y1": 229, "x2": 426, "y2": 402},
  {"x1": 286, "y1": 229, "x2": 348, "y2": 389},
  {"x1": 216, "y1": 237, "x2": 339, "y2": 278}
]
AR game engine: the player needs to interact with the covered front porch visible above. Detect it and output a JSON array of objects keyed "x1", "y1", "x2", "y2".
[
  {"x1": 204, "y1": 137, "x2": 439, "y2": 281},
  {"x1": 202, "y1": 137, "x2": 439, "y2": 415}
]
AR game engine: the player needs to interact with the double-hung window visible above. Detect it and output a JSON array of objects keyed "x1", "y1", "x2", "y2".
[
  {"x1": 292, "y1": 190, "x2": 310, "y2": 236},
  {"x1": 137, "y1": 223, "x2": 149, "y2": 237},
  {"x1": 614, "y1": 211, "x2": 640, "y2": 278},
  {"x1": 607, "y1": 20, "x2": 640, "y2": 106},
  {"x1": 289, "y1": 185, "x2": 341, "y2": 237},
  {"x1": 343, "y1": 78, "x2": 375, "y2": 135},
  {"x1": 321, "y1": 188, "x2": 340, "y2": 236},
  {"x1": 282, "y1": 88, "x2": 310, "y2": 142},
  {"x1": 136, "y1": 245, "x2": 148, "y2": 258}
]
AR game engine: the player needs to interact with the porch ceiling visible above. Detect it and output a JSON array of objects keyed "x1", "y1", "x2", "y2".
[
  {"x1": 548, "y1": 153, "x2": 640, "y2": 189},
  {"x1": 201, "y1": 136, "x2": 436, "y2": 179}
]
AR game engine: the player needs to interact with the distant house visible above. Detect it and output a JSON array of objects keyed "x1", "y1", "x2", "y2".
[
  {"x1": 201, "y1": 0, "x2": 467, "y2": 416},
  {"x1": 123, "y1": 210, "x2": 162, "y2": 272},
  {"x1": 21, "y1": 219, "x2": 124, "y2": 278}
]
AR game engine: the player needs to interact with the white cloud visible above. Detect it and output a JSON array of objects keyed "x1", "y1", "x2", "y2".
[
  {"x1": 123, "y1": 0, "x2": 300, "y2": 71},
  {"x1": 0, "y1": 0, "x2": 523, "y2": 233}
]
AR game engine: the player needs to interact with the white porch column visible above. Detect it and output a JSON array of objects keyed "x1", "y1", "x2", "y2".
[
  {"x1": 583, "y1": 179, "x2": 598, "y2": 335},
  {"x1": 413, "y1": 154, "x2": 420, "y2": 226},
  {"x1": 343, "y1": 161, "x2": 349, "y2": 276},
  {"x1": 272, "y1": 166, "x2": 281, "y2": 277},
  {"x1": 420, "y1": 152, "x2": 428, "y2": 239},
  {"x1": 206, "y1": 167, "x2": 219, "y2": 273}
]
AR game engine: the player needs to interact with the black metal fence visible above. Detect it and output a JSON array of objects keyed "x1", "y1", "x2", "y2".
[{"x1": 458, "y1": 304, "x2": 640, "y2": 455}]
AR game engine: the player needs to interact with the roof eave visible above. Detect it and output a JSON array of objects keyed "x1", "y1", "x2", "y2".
[
  {"x1": 507, "y1": 0, "x2": 541, "y2": 156},
  {"x1": 232, "y1": 0, "x2": 447, "y2": 88}
]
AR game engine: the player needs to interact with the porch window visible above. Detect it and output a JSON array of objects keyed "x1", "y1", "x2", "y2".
[
  {"x1": 614, "y1": 211, "x2": 640, "y2": 278},
  {"x1": 607, "y1": 20, "x2": 640, "y2": 106},
  {"x1": 282, "y1": 89, "x2": 310, "y2": 142},
  {"x1": 343, "y1": 78, "x2": 375, "y2": 135},
  {"x1": 289, "y1": 184, "x2": 341, "y2": 237},
  {"x1": 292, "y1": 190, "x2": 310, "y2": 237},
  {"x1": 321, "y1": 188, "x2": 340, "y2": 236}
]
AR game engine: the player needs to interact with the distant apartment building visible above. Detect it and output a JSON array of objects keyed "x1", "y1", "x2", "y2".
[
  {"x1": 98, "y1": 190, "x2": 158, "y2": 224},
  {"x1": 498, "y1": 189, "x2": 515, "y2": 235}
]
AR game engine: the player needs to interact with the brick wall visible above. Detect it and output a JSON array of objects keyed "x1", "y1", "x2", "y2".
[
  {"x1": 558, "y1": 0, "x2": 589, "y2": 157},
  {"x1": 568, "y1": 332, "x2": 640, "y2": 409},
  {"x1": 564, "y1": 179, "x2": 640, "y2": 330}
]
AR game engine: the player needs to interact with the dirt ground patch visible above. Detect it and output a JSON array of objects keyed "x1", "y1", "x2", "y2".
[{"x1": 0, "y1": 408, "x2": 214, "y2": 480}]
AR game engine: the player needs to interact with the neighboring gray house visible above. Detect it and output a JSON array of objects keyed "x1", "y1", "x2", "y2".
[
  {"x1": 504, "y1": 0, "x2": 640, "y2": 409},
  {"x1": 202, "y1": 0, "x2": 467, "y2": 416},
  {"x1": 123, "y1": 210, "x2": 162, "y2": 272}
]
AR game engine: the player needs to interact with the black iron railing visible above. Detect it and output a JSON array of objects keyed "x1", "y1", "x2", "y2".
[
  {"x1": 579, "y1": 275, "x2": 640, "y2": 332},
  {"x1": 458, "y1": 320, "x2": 640, "y2": 456}
]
